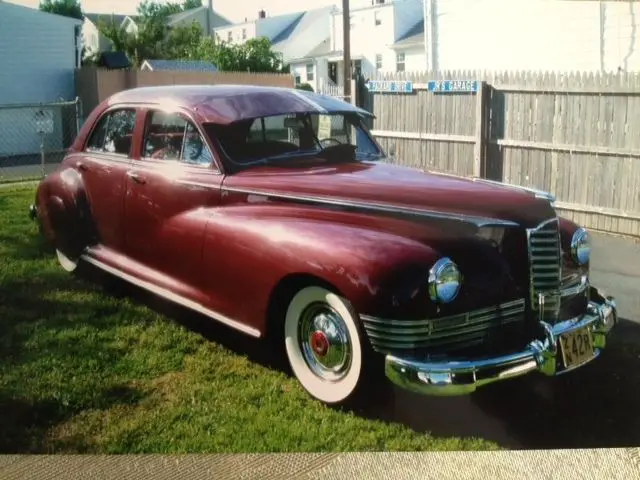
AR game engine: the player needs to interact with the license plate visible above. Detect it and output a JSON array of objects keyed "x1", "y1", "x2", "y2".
[{"x1": 559, "y1": 327, "x2": 595, "y2": 369}]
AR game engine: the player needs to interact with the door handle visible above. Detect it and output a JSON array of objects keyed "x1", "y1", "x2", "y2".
[
  {"x1": 76, "y1": 161, "x2": 88, "y2": 171},
  {"x1": 127, "y1": 171, "x2": 146, "y2": 185}
]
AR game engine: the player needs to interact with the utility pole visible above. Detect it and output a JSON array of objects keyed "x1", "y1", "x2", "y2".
[{"x1": 342, "y1": 0, "x2": 351, "y2": 103}]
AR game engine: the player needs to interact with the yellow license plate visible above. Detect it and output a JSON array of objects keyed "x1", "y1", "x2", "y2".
[{"x1": 559, "y1": 327, "x2": 595, "y2": 369}]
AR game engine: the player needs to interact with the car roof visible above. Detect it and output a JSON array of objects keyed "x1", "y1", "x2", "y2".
[{"x1": 107, "y1": 84, "x2": 374, "y2": 125}]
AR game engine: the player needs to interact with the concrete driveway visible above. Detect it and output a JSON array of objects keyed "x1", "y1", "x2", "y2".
[{"x1": 590, "y1": 232, "x2": 640, "y2": 325}]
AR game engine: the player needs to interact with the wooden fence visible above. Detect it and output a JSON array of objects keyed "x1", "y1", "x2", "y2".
[
  {"x1": 75, "y1": 67, "x2": 295, "y2": 122},
  {"x1": 359, "y1": 71, "x2": 640, "y2": 237}
]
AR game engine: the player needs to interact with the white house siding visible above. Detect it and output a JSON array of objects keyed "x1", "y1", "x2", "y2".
[
  {"x1": 397, "y1": 46, "x2": 426, "y2": 72},
  {"x1": 601, "y1": 1, "x2": 640, "y2": 72},
  {"x1": 433, "y1": 0, "x2": 640, "y2": 73},
  {"x1": 0, "y1": 3, "x2": 81, "y2": 156}
]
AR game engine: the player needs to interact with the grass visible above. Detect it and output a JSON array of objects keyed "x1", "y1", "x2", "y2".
[
  {"x1": 0, "y1": 176, "x2": 40, "y2": 185},
  {"x1": 0, "y1": 186, "x2": 498, "y2": 453}
]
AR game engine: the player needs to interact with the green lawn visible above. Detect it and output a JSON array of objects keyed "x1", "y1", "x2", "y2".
[{"x1": 0, "y1": 186, "x2": 498, "y2": 453}]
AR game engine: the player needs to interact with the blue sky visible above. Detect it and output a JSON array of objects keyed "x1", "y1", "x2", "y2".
[{"x1": 9, "y1": 0, "x2": 340, "y2": 23}]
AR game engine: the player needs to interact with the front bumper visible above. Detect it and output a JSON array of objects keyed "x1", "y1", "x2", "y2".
[{"x1": 385, "y1": 289, "x2": 618, "y2": 396}]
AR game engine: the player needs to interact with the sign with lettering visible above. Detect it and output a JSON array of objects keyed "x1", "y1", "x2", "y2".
[
  {"x1": 317, "y1": 114, "x2": 332, "y2": 139},
  {"x1": 34, "y1": 109, "x2": 54, "y2": 134},
  {"x1": 428, "y1": 80, "x2": 479, "y2": 93},
  {"x1": 366, "y1": 80, "x2": 414, "y2": 94}
]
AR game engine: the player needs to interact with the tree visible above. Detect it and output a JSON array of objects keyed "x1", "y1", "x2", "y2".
[
  {"x1": 194, "y1": 37, "x2": 286, "y2": 73},
  {"x1": 97, "y1": 1, "x2": 287, "y2": 73},
  {"x1": 39, "y1": 0, "x2": 83, "y2": 20}
]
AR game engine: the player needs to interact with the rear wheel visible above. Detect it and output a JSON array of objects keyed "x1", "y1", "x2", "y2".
[{"x1": 284, "y1": 285, "x2": 381, "y2": 406}]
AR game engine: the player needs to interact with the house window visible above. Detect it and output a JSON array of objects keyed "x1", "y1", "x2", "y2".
[
  {"x1": 306, "y1": 64, "x2": 314, "y2": 81},
  {"x1": 227, "y1": 31, "x2": 232, "y2": 42},
  {"x1": 242, "y1": 28, "x2": 247, "y2": 40},
  {"x1": 375, "y1": 54, "x2": 383, "y2": 70},
  {"x1": 396, "y1": 52, "x2": 405, "y2": 72},
  {"x1": 374, "y1": 11, "x2": 381, "y2": 26},
  {"x1": 373, "y1": 0, "x2": 385, "y2": 4},
  {"x1": 294, "y1": 75, "x2": 301, "y2": 84}
]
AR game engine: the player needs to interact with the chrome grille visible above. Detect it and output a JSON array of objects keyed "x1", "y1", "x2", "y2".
[
  {"x1": 361, "y1": 299, "x2": 526, "y2": 354},
  {"x1": 527, "y1": 217, "x2": 562, "y2": 322}
]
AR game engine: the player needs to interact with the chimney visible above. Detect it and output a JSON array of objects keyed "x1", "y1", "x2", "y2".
[{"x1": 258, "y1": 9, "x2": 266, "y2": 19}]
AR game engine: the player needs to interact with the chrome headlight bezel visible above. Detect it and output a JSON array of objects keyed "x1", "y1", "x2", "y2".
[
  {"x1": 428, "y1": 257, "x2": 462, "y2": 304},
  {"x1": 571, "y1": 227, "x2": 591, "y2": 265}
]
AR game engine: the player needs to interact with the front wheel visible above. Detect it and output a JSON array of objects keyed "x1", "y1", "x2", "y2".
[{"x1": 284, "y1": 286, "x2": 374, "y2": 406}]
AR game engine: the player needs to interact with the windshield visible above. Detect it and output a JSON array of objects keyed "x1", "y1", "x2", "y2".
[{"x1": 204, "y1": 112, "x2": 383, "y2": 171}]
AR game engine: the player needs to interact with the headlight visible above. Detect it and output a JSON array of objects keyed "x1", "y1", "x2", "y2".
[
  {"x1": 428, "y1": 257, "x2": 462, "y2": 303},
  {"x1": 571, "y1": 228, "x2": 591, "y2": 265}
]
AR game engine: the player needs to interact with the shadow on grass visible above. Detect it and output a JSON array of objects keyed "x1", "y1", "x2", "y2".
[
  {"x1": 0, "y1": 384, "x2": 145, "y2": 453},
  {"x1": 85, "y1": 266, "x2": 640, "y2": 450}
]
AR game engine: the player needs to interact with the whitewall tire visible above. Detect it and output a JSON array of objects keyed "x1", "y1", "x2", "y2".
[
  {"x1": 284, "y1": 286, "x2": 365, "y2": 405},
  {"x1": 56, "y1": 248, "x2": 79, "y2": 273}
]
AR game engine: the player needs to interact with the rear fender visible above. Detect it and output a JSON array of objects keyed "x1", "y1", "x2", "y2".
[{"x1": 36, "y1": 167, "x2": 95, "y2": 258}]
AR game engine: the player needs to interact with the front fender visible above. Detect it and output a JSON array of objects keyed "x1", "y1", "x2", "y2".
[{"x1": 200, "y1": 204, "x2": 443, "y2": 332}]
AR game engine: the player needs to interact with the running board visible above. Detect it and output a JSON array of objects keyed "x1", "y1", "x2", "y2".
[{"x1": 80, "y1": 253, "x2": 261, "y2": 338}]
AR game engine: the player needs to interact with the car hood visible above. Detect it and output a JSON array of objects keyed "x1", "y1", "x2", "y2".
[{"x1": 222, "y1": 161, "x2": 556, "y2": 229}]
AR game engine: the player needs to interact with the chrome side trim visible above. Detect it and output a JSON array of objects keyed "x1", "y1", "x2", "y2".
[
  {"x1": 471, "y1": 177, "x2": 556, "y2": 203},
  {"x1": 384, "y1": 291, "x2": 617, "y2": 396},
  {"x1": 81, "y1": 254, "x2": 261, "y2": 338},
  {"x1": 221, "y1": 186, "x2": 520, "y2": 228}
]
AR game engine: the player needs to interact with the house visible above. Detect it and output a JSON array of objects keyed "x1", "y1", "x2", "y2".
[
  {"x1": 81, "y1": 4, "x2": 231, "y2": 60},
  {"x1": 0, "y1": 1, "x2": 82, "y2": 157},
  {"x1": 166, "y1": 4, "x2": 232, "y2": 34},
  {"x1": 82, "y1": 13, "x2": 139, "y2": 59},
  {"x1": 320, "y1": 0, "x2": 426, "y2": 86},
  {"x1": 140, "y1": 59, "x2": 218, "y2": 72},
  {"x1": 213, "y1": 7, "x2": 336, "y2": 91}
]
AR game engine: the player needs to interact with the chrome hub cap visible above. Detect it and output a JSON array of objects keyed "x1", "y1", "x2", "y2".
[{"x1": 299, "y1": 303, "x2": 352, "y2": 382}]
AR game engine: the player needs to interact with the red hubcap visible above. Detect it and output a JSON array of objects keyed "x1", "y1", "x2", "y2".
[{"x1": 310, "y1": 331, "x2": 329, "y2": 357}]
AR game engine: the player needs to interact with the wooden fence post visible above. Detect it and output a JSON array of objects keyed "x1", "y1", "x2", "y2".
[{"x1": 473, "y1": 81, "x2": 491, "y2": 178}]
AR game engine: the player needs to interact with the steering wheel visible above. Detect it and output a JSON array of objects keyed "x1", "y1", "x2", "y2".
[{"x1": 319, "y1": 138, "x2": 342, "y2": 147}]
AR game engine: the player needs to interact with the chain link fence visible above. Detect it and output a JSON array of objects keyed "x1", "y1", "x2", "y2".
[{"x1": 0, "y1": 98, "x2": 83, "y2": 183}]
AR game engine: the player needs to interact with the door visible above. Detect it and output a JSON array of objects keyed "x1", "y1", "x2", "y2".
[
  {"x1": 123, "y1": 108, "x2": 224, "y2": 295},
  {"x1": 74, "y1": 107, "x2": 136, "y2": 252}
]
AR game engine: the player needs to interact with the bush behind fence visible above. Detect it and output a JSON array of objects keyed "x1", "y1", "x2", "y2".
[{"x1": 360, "y1": 70, "x2": 640, "y2": 237}]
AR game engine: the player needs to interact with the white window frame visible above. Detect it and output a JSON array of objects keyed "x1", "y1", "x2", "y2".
[{"x1": 396, "y1": 52, "x2": 405, "y2": 72}]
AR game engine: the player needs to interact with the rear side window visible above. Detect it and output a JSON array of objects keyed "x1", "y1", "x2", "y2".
[
  {"x1": 143, "y1": 110, "x2": 214, "y2": 167},
  {"x1": 86, "y1": 108, "x2": 136, "y2": 156}
]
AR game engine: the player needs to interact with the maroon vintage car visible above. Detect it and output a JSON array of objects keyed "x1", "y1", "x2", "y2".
[{"x1": 29, "y1": 84, "x2": 617, "y2": 406}]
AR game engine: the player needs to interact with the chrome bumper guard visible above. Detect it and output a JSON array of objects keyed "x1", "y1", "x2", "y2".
[{"x1": 384, "y1": 289, "x2": 618, "y2": 396}]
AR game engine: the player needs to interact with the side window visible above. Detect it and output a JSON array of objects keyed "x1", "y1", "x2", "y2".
[
  {"x1": 86, "y1": 108, "x2": 136, "y2": 156},
  {"x1": 143, "y1": 110, "x2": 213, "y2": 167}
]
